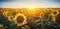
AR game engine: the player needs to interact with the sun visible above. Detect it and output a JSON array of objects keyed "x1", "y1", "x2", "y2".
[
  {"x1": 28, "y1": 5, "x2": 35, "y2": 9},
  {"x1": 27, "y1": 5, "x2": 36, "y2": 11}
]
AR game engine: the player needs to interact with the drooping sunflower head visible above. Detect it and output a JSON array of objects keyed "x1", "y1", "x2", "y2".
[
  {"x1": 49, "y1": 10, "x2": 59, "y2": 22},
  {"x1": 13, "y1": 13, "x2": 27, "y2": 26}
]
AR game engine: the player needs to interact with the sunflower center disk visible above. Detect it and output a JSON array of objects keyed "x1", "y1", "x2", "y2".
[
  {"x1": 16, "y1": 16, "x2": 24, "y2": 23},
  {"x1": 53, "y1": 11, "x2": 57, "y2": 14}
]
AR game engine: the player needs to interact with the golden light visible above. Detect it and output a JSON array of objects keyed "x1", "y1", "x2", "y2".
[
  {"x1": 27, "y1": 5, "x2": 36, "y2": 11},
  {"x1": 13, "y1": 13, "x2": 27, "y2": 26}
]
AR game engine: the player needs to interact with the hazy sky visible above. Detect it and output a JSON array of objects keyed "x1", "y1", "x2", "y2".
[{"x1": 0, "y1": 0, "x2": 60, "y2": 8}]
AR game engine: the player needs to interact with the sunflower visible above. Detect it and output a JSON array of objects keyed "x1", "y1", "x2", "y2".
[
  {"x1": 49, "y1": 14, "x2": 56, "y2": 22},
  {"x1": 13, "y1": 13, "x2": 27, "y2": 26},
  {"x1": 39, "y1": 13, "x2": 44, "y2": 18},
  {"x1": 49, "y1": 10, "x2": 59, "y2": 22},
  {"x1": 52, "y1": 10, "x2": 59, "y2": 16},
  {"x1": 3, "y1": 11, "x2": 9, "y2": 17},
  {"x1": 8, "y1": 16, "x2": 14, "y2": 21}
]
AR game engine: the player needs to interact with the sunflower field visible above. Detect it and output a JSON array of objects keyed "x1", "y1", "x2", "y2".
[{"x1": 0, "y1": 8, "x2": 60, "y2": 29}]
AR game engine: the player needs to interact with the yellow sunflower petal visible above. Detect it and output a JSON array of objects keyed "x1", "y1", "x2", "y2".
[
  {"x1": 13, "y1": 13, "x2": 27, "y2": 26},
  {"x1": 52, "y1": 10, "x2": 59, "y2": 16},
  {"x1": 8, "y1": 16, "x2": 13, "y2": 21}
]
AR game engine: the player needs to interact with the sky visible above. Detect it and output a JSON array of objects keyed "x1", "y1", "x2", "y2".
[{"x1": 0, "y1": 0, "x2": 60, "y2": 8}]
